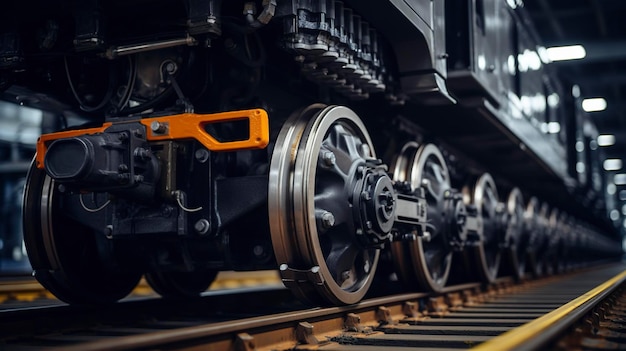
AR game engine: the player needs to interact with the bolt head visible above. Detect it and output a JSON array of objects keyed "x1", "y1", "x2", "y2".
[
  {"x1": 321, "y1": 151, "x2": 336, "y2": 166},
  {"x1": 321, "y1": 211, "x2": 335, "y2": 228},
  {"x1": 194, "y1": 219, "x2": 210, "y2": 234}
]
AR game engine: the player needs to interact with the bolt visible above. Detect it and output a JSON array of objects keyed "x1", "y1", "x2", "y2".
[
  {"x1": 361, "y1": 191, "x2": 371, "y2": 201},
  {"x1": 224, "y1": 38, "x2": 236, "y2": 50},
  {"x1": 320, "y1": 211, "x2": 335, "y2": 229},
  {"x1": 379, "y1": 192, "x2": 394, "y2": 206},
  {"x1": 118, "y1": 132, "x2": 129, "y2": 141},
  {"x1": 194, "y1": 219, "x2": 210, "y2": 235},
  {"x1": 150, "y1": 121, "x2": 167, "y2": 134},
  {"x1": 103, "y1": 225, "x2": 113, "y2": 239},
  {"x1": 164, "y1": 61, "x2": 178, "y2": 75},
  {"x1": 57, "y1": 184, "x2": 66, "y2": 193},
  {"x1": 253, "y1": 245, "x2": 264, "y2": 257},
  {"x1": 161, "y1": 206, "x2": 173, "y2": 217},
  {"x1": 321, "y1": 150, "x2": 336, "y2": 166},
  {"x1": 341, "y1": 270, "x2": 351, "y2": 281},
  {"x1": 134, "y1": 147, "x2": 151, "y2": 160},
  {"x1": 421, "y1": 179, "x2": 430, "y2": 188},
  {"x1": 195, "y1": 148, "x2": 210, "y2": 163}
]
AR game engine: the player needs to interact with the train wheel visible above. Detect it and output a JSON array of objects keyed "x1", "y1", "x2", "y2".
[
  {"x1": 548, "y1": 209, "x2": 566, "y2": 274},
  {"x1": 463, "y1": 173, "x2": 501, "y2": 283},
  {"x1": 534, "y1": 202, "x2": 551, "y2": 276},
  {"x1": 269, "y1": 104, "x2": 385, "y2": 305},
  {"x1": 503, "y1": 188, "x2": 526, "y2": 279},
  {"x1": 391, "y1": 143, "x2": 452, "y2": 292},
  {"x1": 22, "y1": 160, "x2": 142, "y2": 304},
  {"x1": 145, "y1": 270, "x2": 218, "y2": 298},
  {"x1": 523, "y1": 197, "x2": 542, "y2": 276}
]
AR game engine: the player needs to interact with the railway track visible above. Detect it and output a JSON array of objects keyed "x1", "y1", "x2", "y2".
[{"x1": 0, "y1": 263, "x2": 624, "y2": 350}]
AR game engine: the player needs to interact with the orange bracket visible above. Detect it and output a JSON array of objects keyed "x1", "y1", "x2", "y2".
[
  {"x1": 140, "y1": 109, "x2": 269, "y2": 151},
  {"x1": 35, "y1": 109, "x2": 269, "y2": 169}
]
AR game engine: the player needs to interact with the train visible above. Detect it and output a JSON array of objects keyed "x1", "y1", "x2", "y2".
[{"x1": 0, "y1": 0, "x2": 622, "y2": 305}]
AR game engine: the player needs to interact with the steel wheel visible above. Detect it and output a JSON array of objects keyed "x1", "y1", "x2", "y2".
[
  {"x1": 391, "y1": 143, "x2": 452, "y2": 292},
  {"x1": 503, "y1": 188, "x2": 526, "y2": 279},
  {"x1": 548, "y1": 209, "x2": 567, "y2": 274},
  {"x1": 523, "y1": 197, "x2": 542, "y2": 276},
  {"x1": 145, "y1": 269, "x2": 218, "y2": 298},
  {"x1": 269, "y1": 104, "x2": 386, "y2": 305},
  {"x1": 23, "y1": 160, "x2": 142, "y2": 304},
  {"x1": 534, "y1": 202, "x2": 551, "y2": 276},
  {"x1": 463, "y1": 173, "x2": 501, "y2": 283}
]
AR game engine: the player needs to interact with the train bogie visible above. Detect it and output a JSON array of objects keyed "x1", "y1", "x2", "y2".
[{"x1": 0, "y1": 0, "x2": 621, "y2": 305}]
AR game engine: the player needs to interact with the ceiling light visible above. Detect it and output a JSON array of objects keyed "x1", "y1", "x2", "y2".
[
  {"x1": 604, "y1": 159, "x2": 623, "y2": 171},
  {"x1": 597, "y1": 134, "x2": 616, "y2": 147},
  {"x1": 546, "y1": 45, "x2": 586, "y2": 61},
  {"x1": 615, "y1": 174, "x2": 626, "y2": 185},
  {"x1": 608, "y1": 183, "x2": 617, "y2": 195},
  {"x1": 582, "y1": 98, "x2": 607, "y2": 112},
  {"x1": 610, "y1": 209, "x2": 620, "y2": 221}
]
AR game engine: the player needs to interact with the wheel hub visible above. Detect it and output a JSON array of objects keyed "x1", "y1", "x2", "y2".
[
  {"x1": 443, "y1": 190, "x2": 468, "y2": 249},
  {"x1": 354, "y1": 161, "x2": 396, "y2": 247}
]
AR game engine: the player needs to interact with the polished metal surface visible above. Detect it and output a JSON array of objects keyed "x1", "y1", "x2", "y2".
[
  {"x1": 392, "y1": 143, "x2": 453, "y2": 292},
  {"x1": 464, "y1": 173, "x2": 501, "y2": 283},
  {"x1": 269, "y1": 104, "x2": 380, "y2": 305}
]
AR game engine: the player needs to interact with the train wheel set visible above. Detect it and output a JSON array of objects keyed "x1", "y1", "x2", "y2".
[{"x1": 22, "y1": 103, "x2": 619, "y2": 306}]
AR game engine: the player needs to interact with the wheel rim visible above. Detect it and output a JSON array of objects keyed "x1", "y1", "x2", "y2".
[
  {"x1": 544, "y1": 208, "x2": 561, "y2": 275},
  {"x1": 269, "y1": 104, "x2": 384, "y2": 305},
  {"x1": 465, "y1": 173, "x2": 501, "y2": 283},
  {"x1": 523, "y1": 197, "x2": 541, "y2": 276},
  {"x1": 534, "y1": 202, "x2": 551, "y2": 276},
  {"x1": 505, "y1": 188, "x2": 526, "y2": 279},
  {"x1": 23, "y1": 159, "x2": 142, "y2": 304},
  {"x1": 392, "y1": 143, "x2": 452, "y2": 291}
]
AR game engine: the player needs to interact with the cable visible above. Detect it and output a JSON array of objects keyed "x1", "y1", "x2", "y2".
[
  {"x1": 79, "y1": 193, "x2": 111, "y2": 213},
  {"x1": 64, "y1": 56, "x2": 115, "y2": 113},
  {"x1": 173, "y1": 190, "x2": 203, "y2": 212},
  {"x1": 117, "y1": 56, "x2": 137, "y2": 110}
]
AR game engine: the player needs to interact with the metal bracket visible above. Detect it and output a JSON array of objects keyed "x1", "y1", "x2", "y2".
[
  {"x1": 296, "y1": 322, "x2": 324, "y2": 345},
  {"x1": 376, "y1": 306, "x2": 395, "y2": 325},
  {"x1": 394, "y1": 193, "x2": 427, "y2": 225},
  {"x1": 465, "y1": 204, "x2": 483, "y2": 242},
  {"x1": 235, "y1": 333, "x2": 255, "y2": 351},
  {"x1": 279, "y1": 264, "x2": 324, "y2": 286},
  {"x1": 402, "y1": 301, "x2": 422, "y2": 319}
]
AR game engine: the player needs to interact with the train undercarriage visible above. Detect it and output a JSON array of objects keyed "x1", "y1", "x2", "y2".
[{"x1": 2, "y1": 0, "x2": 622, "y2": 305}]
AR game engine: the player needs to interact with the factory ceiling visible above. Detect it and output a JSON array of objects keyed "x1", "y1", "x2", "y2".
[{"x1": 525, "y1": 0, "x2": 626, "y2": 158}]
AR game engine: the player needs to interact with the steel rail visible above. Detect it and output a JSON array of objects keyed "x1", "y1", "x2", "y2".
[{"x1": 473, "y1": 268, "x2": 626, "y2": 351}]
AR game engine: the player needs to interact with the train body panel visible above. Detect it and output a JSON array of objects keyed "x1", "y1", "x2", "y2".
[{"x1": 0, "y1": 0, "x2": 621, "y2": 305}]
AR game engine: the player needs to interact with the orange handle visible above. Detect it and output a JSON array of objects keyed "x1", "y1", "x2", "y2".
[{"x1": 140, "y1": 109, "x2": 270, "y2": 151}]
